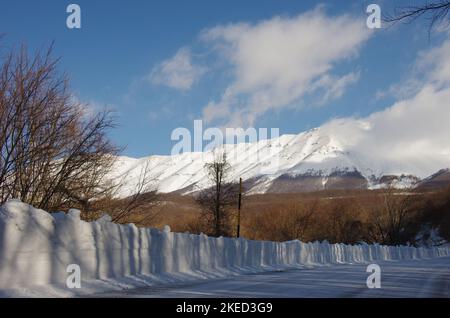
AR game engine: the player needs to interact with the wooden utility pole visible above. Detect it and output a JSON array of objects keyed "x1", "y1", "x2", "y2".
[{"x1": 237, "y1": 177, "x2": 242, "y2": 238}]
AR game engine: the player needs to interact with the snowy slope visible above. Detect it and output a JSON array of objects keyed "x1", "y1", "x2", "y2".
[
  {"x1": 1, "y1": 200, "x2": 449, "y2": 296},
  {"x1": 111, "y1": 126, "x2": 449, "y2": 196}
]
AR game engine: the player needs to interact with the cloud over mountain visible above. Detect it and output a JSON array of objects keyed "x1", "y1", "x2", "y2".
[
  {"x1": 200, "y1": 7, "x2": 371, "y2": 127},
  {"x1": 321, "y1": 33, "x2": 450, "y2": 177}
]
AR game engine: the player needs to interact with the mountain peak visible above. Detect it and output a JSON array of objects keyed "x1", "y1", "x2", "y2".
[{"x1": 111, "y1": 127, "x2": 449, "y2": 196}]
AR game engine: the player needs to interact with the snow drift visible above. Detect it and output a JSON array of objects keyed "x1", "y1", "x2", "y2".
[{"x1": 1, "y1": 200, "x2": 449, "y2": 291}]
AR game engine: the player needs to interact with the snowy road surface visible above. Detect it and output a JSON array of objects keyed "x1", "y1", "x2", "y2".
[{"x1": 92, "y1": 256, "x2": 450, "y2": 298}]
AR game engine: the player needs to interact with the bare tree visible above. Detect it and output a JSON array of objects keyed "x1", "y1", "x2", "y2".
[
  {"x1": 195, "y1": 152, "x2": 239, "y2": 237},
  {"x1": 0, "y1": 43, "x2": 159, "y2": 223},
  {"x1": 278, "y1": 201, "x2": 317, "y2": 241},
  {"x1": 326, "y1": 198, "x2": 366, "y2": 244},
  {"x1": 384, "y1": 1, "x2": 450, "y2": 32},
  {"x1": 110, "y1": 160, "x2": 159, "y2": 223},
  {"x1": 368, "y1": 188, "x2": 415, "y2": 245},
  {"x1": 0, "y1": 44, "x2": 120, "y2": 211}
]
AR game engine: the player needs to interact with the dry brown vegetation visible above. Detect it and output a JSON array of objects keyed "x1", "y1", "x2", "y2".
[{"x1": 120, "y1": 187, "x2": 450, "y2": 246}]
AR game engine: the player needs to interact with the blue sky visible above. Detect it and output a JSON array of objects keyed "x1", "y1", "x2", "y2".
[{"x1": 0, "y1": 0, "x2": 448, "y2": 157}]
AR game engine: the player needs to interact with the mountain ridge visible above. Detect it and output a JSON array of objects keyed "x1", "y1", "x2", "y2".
[{"x1": 110, "y1": 127, "x2": 450, "y2": 196}]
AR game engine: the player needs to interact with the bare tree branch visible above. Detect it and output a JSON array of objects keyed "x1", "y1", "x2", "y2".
[{"x1": 384, "y1": 1, "x2": 450, "y2": 34}]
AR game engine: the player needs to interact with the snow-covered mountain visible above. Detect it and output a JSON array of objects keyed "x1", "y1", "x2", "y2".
[{"x1": 110, "y1": 127, "x2": 449, "y2": 197}]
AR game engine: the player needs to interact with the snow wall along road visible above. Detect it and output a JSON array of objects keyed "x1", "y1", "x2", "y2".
[{"x1": 1, "y1": 200, "x2": 449, "y2": 289}]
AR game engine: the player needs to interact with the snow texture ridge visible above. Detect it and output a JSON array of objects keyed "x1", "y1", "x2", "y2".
[{"x1": 1, "y1": 200, "x2": 449, "y2": 295}]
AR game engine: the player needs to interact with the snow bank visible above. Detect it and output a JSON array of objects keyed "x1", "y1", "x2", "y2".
[{"x1": 1, "y1": 200, "x2": 449, "y2": 292}]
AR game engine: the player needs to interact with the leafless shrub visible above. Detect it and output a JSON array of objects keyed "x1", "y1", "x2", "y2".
[
  {"x1": 246, "y1": 200, "x2": 318, "y2": 242},
  {"x1": 0, "y1": 44, "x2": 118, "y2": 211},
  {"x1": 367, "y1": 188, "x2": 416, "y2": 245},
  {"x1": 109, "y1": 160, "x2": 159, "y2": 223},
  {"x1": 0, "y1": 43, "x2": 158, "y2": 222}
]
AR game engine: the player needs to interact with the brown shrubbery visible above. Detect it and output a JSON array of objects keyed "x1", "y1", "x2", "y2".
[
  {"x1": 244, "y1": 189, "x2": 449, "y2": 245},
  {"x1": 244, "y1": 200, "x2": 317, "y2": 242},
  {"x1": 415, "y1": 186, "x2": 450, "y2": 241},
  {"x1": 145, "y1": 188, "x2": 450, "y2": 246}
]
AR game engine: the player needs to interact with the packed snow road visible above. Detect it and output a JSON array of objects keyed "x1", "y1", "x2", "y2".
[{"x1": 92, "y1": 256, "x2": 450, "y2": 298}]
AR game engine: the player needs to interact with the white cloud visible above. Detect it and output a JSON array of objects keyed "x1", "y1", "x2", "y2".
[
  {"x1": 417, "y1": 35, "x2": 450, "y2": 87},
  {"x1": 375, "y1": 78, "x2": 422, "y2": 101},
  {"x1": 200, "y1": 7, "x2": 371, "y2": 127},
  {"x1": 376, "y1": 32, "x2": 450, "y2": 101},
  {"x1": 321, "y1": 35, "x2": 450, "y2": 177},
  {"x1": 69, "y1": 95, "x2": 113, "y2": 120},
  {"x1": 149, "y1": 48, "x2": 206, "y2": 90},
  {"x1": 313, "y1": 71, "x2": 361, "y2": 106}
]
